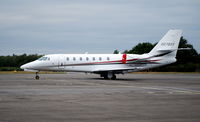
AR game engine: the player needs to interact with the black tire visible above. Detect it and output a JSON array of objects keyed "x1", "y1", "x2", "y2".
[
  {"x1": 111, "y1": 74, "x2": 116, "y2": 80},
  {"x1": 103, "y1": 75, "x2": 109, "y2": 79},
  {"x1": 35, "y1": 75, "x2": 40, "y2": 80}
]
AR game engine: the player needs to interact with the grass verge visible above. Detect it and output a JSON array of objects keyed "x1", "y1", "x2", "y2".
[{"x1": 0, "y1": 71, "x2": 199, "y2": 74}]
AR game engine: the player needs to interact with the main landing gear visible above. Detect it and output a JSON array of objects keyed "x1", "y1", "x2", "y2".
[
  {"x1": 101, "y1": 72, "x2": 116, "y2": 80},
  {"x1": 35, "y1": 72, "x2": 40, "y2": 80}
]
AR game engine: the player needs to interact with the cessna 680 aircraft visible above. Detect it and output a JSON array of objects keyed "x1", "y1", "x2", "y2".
[{"x1": 21, "y1": 29, "x2": 182, "y2": 80}]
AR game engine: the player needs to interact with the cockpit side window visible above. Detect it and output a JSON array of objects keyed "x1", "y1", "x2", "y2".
[
  {"x1": 38, "y1": 57, "x2": 49, "y2": 61},
  {"x1": 38, "y1": 57, "x2": 44, "y2": 61}
]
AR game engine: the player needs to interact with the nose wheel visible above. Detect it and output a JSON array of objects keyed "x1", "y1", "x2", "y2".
[{"x1": 35, "y1": 72, "x2": 40, "y2": 80}]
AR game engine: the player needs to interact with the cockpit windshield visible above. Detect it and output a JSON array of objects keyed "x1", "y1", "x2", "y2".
[{"x1": 38, "y1": 57, "x2": 50, "y2": 61}]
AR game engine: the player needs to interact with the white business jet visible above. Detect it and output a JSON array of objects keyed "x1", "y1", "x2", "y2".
[{"x1": 21, "y1": 29, "x2": 182, "y2": 80}]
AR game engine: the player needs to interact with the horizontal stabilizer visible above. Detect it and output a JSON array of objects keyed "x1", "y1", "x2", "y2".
[{"x1": 178, "y1": 48, "x2": 191, "y2": 50}]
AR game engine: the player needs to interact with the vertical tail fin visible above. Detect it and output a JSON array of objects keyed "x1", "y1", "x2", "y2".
[{"x1": 148, "y1": 29, "x2": 182, "y2": 58}]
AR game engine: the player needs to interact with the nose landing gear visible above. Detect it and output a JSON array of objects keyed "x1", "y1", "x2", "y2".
[{"x1": 35, "y1": 72, "x2": 40, "y2": 80}]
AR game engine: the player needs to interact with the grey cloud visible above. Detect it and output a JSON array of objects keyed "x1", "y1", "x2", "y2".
[{"x1": 0, "y1": 0, "x2": 200, "y2": 55}]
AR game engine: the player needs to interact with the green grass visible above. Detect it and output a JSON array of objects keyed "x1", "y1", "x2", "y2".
[
  {"x1": 0, "y1": 71, "x2": 199, "y2": 74},
  {"x1": 0, "y1": 71, "x2": 66, "y2": 74},
  {"x1": 132, "y1": 72, "x2": 200, "y2": 74}
]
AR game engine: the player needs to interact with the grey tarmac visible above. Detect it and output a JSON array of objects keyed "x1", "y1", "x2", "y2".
[{"x1": 0, "y1": 73, "x2": 200, "y2": 122}]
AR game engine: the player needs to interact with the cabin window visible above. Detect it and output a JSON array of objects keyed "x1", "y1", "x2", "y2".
[
  {"x1": 107, "y1": 57, "x2": 110, "y2": 61},
  {"x1": 99, "y1": 57, "x2": 102, "y2": 61},
  {"x1": 93, "y1": 57, "x2": 95, "y2": 61},
  {"x1": 48, "y1": 58, "x2": 50, "y2": 61},
  {"x1": 86, "y1": 57, "x2": 89, "y2": 61},
  {"x1": 66, "y1": 57, "x2": 69, "y2": 61},
  {"x1": 80, "y1": 57, "x2": 82, "y2": 61},
  {"x1": 73, "y1": 57, "x2": 76, "y2": 61}
]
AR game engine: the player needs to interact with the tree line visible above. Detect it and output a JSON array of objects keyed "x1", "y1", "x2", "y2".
[
  {"x1": 0, "y1": 54, "x2": 42, "y2": 71},
  {"x1": 113, "y1": 37, "x2": 200, "y2": 72},
  {"x1": 0, "y1": 37, "x2": 199, "y2": 72}
]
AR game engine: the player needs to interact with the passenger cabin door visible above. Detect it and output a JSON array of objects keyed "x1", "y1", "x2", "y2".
[{"x1": 58, "y1": 56, "x2": 65, "y2": 69}]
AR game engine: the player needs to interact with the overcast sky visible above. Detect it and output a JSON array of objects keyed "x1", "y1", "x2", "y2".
[{"x1": 0, "y1": 0, "x2": 199, "y2": 55}]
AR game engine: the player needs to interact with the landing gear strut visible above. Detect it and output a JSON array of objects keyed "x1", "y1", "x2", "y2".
[{"x1": 35, "y1": 72, "x2": 40, "y2": 80}]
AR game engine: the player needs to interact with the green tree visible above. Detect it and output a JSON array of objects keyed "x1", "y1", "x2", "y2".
[
  {"x1": 155, "y1": 37, "x2": 199, "y2": 72},
  {"x1": 115, "y1": 37, "x2": 199, "y2": 72},
  {"x1": 176, "y1": 37, "x2": 198, "y2": 64},
  {"x1": 123, "y1": 42, "x2": 155, "y2": 54},
  {"x1": 0, "y1": 54, "x2": 42, "y2": 71},
  {"x1": 113, "y1": 49, "x2": 119, "y2": 54}
]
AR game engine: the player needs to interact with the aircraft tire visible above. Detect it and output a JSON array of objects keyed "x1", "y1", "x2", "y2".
[
  {"x1": 103, "y1": 76, "x2": 108, "y2": 79},
  {"x1": 103, "y1": 72, "x2": 116, "y2": 80},
  {"x1": 111, "y1": 74, "x2": 116, "y2": 80},
  {"x1": 35, "y1": 75, "x2": 39, "y2": 80}
]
